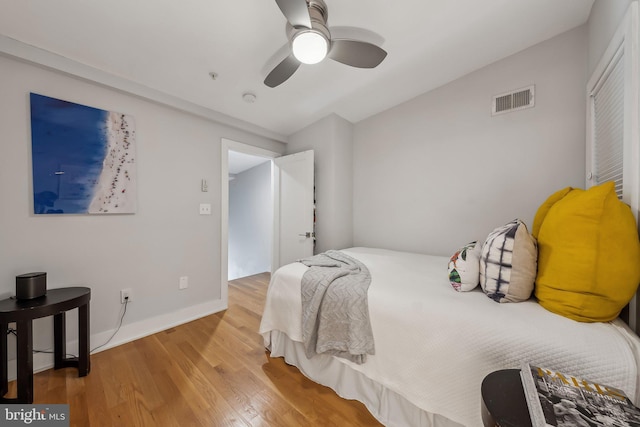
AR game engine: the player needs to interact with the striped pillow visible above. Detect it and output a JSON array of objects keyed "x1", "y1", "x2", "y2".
[{"x1": 479, "y1": 219, "x2": 537, "y2": 303}]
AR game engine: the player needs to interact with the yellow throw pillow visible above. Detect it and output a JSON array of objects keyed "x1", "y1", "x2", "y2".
[
  {"x1": 531, "y1": 186, "x2": 572, "y2": 239},
  {"x1": 535, "y1": 181, "x2": 640, "y2": 322}
]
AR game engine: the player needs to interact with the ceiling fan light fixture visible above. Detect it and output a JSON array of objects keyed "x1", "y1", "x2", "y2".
[{"x1": 292, "y1": 30, "x2": 328, "y2": 64}]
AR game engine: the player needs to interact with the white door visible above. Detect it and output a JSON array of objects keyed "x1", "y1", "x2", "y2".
[{"x1": 273, "y1": 150, "x2": 315, "y2": 270}]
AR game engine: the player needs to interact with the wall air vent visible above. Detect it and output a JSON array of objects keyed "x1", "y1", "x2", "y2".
[{"x1": 492, "y1": 85, "x2": 535, "y2": 116}]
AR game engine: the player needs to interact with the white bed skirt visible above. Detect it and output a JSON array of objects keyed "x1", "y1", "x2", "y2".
[{"x1": 266, "y1": 330, "x2": 464, "y2": 427}]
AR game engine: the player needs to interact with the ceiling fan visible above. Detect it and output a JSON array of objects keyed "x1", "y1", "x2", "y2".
[{"x1": 264, "y1": 0, "x2": 387, "y2": 88}]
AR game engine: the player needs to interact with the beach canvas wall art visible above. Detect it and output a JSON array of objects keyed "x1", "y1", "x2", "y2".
[{"x1": 30, "y1": 93, "x2": 136, "y2": 214}]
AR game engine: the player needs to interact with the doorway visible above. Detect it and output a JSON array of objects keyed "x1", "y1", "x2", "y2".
[
  {"x1": 228, "y1": 150, "x2": 272, "y2": 280},
  {"x1": 221, "y1": 139, "x2": 315, "y2": 308},
  {"x1": 220, "y1": 139, "x2": 279, "y2": 305}
]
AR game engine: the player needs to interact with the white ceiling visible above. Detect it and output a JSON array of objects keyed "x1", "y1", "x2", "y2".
[
  {"x1": 228, "y1": 150, "x2": 270, "y2": 175},
  {"x1": 0, "y1": 0, "x2": 594, "y2": 140}
]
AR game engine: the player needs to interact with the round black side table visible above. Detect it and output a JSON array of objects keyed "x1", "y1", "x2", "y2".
[
  {"x1": 0, "y1": 287, "x2": 91, "y2": 403},
  {"x1": 481, "y1": 369, "x2": 532, "y2": 427}
]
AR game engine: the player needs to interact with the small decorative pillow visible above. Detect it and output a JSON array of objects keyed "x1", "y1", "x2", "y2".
[
  {"x1": 479, "y1": 219, "x2": 537, "y2": 303},
  {"x1": 448, "y1": 241, "x2": 481, "y2": 292}
]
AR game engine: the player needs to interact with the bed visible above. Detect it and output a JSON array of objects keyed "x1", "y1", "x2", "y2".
[
  {"x1": 260, "y1": 184, "x2": 640, "y2": 427},
  {"x1": 259, "y1": 246, "x2": 640, "y2": 427}
]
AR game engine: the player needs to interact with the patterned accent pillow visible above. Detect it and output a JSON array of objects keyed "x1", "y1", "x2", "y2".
[
  {"x1": 479, "y1": 219, "x2": 537, "y2": 303},
  {"x1": 448, "y1": 241, "x2": 481, "y2": 292}
]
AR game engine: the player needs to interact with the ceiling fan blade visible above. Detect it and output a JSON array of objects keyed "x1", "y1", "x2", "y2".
[
  {"x1": 328, "y1": 39, "x2": 387, "y2": 68},
  {"x1": 275, "y1": 0, "x2": 312, "y2": 28},
  {"x1": 264, "y1": 54, "x2": 301, "y2": 88}
]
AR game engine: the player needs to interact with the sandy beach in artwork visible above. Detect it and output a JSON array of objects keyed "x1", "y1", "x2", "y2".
[{"x1": 88, "y1": 112, "x2": 136, "y2": 213}]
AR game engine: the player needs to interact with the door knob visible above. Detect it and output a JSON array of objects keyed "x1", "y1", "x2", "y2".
[{"x1": 298, "y1": 232, "x2": 313, "y2": 238}]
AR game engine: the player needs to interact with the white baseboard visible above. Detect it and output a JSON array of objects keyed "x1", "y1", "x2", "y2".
[{"x1": 6, "y1": 298, "x2": 227, "y2": 381}]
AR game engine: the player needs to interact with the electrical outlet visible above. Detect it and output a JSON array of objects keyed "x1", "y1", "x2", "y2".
[
  {"x1": 120, "y1": 288, "x2": 132, "y2": 304},
  {"x1": 179, "y1": 276, "x2": 188, "y2": 290},
  {"x1": 199, "y1": 203, "x2": 212, "y2": 215}
]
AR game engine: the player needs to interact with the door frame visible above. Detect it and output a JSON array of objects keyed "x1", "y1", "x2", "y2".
[{"x1": 220, "y1": 138, "x2": 279, "y2": 306}]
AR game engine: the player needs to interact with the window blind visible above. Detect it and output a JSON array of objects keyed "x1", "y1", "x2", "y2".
[{"x1": 591, "y1": 52, "x2": 624, "y2": 198}]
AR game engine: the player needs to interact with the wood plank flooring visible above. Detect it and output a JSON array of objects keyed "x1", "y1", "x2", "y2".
[{"x1": 10, "y1": 273, "x2": 383, "y2": 426}]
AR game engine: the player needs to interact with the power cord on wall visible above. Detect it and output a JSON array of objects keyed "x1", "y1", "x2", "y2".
[
  {"x1": 5, "y1": 296, "x2": 129, "y2": 357},
  {"x1": 90, "y1": 296, "x2": 128, "y2": 354}
]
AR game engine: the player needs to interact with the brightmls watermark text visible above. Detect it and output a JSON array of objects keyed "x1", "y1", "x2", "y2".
[{"x1": 1, "y1": 405, "x2": 69, "y2": 426}]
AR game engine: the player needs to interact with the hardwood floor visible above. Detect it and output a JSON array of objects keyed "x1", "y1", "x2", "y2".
[{"x1": 12, "y1": 273, "x2": 383, "y2": 426}]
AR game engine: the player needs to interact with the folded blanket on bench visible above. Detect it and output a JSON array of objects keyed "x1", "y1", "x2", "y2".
[{"x1": 299, "y1": 250, "x2": 374, "y2": 364}]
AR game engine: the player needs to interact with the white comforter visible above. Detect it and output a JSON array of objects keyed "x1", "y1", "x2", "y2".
[{"x1": 259, "y1": 247, "x2": 640, "y2": 427}]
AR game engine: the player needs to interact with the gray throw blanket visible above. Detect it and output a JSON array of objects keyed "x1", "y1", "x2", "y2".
[{"x1": 299, "y1": 250, "x2": 375, "y2": 364}]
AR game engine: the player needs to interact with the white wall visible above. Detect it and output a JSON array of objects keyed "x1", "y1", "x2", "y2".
[
  {"x1": 228, "y1": 161, "x2": 272, "y2": 280},
  {"x1": 352, "y1": 26, "x2": 588, "y2": 256},
  {"x1": 287, "y1": 114, "x2": 354, "y2": 253},
  {"x1": 587, "y1": 0, "x2": 634, "y2": 75},
  {"x1": 0, "y1": 54, "x2": 284, "y2": 372}
]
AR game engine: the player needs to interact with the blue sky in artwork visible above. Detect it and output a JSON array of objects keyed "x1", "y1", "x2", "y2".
[{"x1": 30, "y1": 93, "x2": 108, "y2": 214}]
